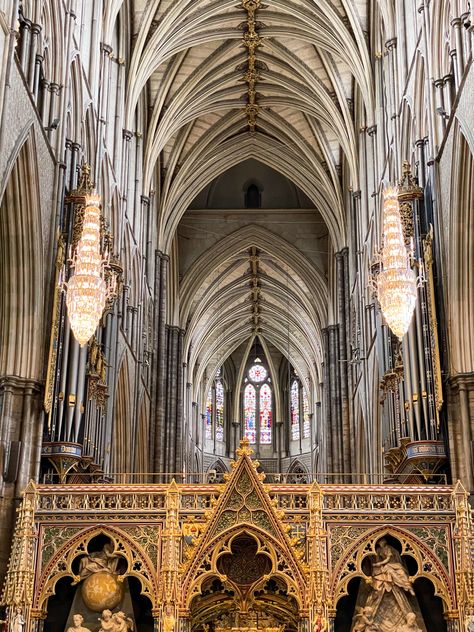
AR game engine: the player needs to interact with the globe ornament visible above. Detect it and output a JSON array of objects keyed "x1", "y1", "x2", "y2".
[{"x1": 81, "y1": 572, "x2": 125, "y2": 612}]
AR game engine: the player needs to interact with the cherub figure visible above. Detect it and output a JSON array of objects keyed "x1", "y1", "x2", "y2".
[
  {"x1": 113, "y1": 612, "x2": 133, "y2": 632},
  {"x1": 352, "y1": 606, "x2": 375, "y2": 632},
  {"x1": 98, "y1": 610, "x2": 115, "y2": 632}
]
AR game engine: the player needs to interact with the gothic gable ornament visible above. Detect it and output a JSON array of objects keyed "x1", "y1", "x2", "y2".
[{"x1": 181, "y1": 438, "x2": 307, "y2": 613}]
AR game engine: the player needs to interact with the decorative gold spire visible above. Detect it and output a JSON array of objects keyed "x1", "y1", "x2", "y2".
[{"x1": 1, "y1": 481, "x2": 38, "y2": 607}]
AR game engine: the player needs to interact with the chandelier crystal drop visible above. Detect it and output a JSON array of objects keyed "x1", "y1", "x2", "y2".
[
  {"x1": 377, "y1": 186, "x2": 417, "y2": 339},
  {"x1": 66, "y1": 194, "x2": 108, "y2": 346}
]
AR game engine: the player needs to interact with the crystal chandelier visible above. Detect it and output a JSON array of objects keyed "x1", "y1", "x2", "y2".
[
  {"x1": 65, "y1": 166, "x2": 120, "y2": 346},
  {"x1": 376, "y1": 186, "x2": 417, "y2": 339}
]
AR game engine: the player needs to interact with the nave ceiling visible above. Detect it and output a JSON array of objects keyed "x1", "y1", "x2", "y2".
[{"x1": 119, "y1": 0, "x2": 374, "y2": 389}]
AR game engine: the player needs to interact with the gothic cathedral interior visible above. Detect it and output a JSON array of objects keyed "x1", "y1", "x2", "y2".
[{"x1": 0, "y1": 1, "x2": 474, "y2": 632}]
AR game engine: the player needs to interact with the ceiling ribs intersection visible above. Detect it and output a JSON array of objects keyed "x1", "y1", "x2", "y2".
[{"x1": 240, "y1": 0, "x2": 267, "y2": 132}]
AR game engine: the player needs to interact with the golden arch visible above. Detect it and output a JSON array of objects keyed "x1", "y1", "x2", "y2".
[
  {"x1": 329, "y1": 525, "x2": 455, "y2": 612},
  {"x1": 34, "y1": 525, "x2": 159, "y2": 612},
  {"x1": 181, "y1": 523, "x2": 307, "y2": 614}
]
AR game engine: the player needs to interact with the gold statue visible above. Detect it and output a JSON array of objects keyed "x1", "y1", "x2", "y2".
[{"x1": 163, "y1": 605, "x2": 175, "y2": 632}]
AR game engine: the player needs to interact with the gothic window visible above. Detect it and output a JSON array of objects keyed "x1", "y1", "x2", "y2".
[
  {"x1": 303, "y1": 388, "x2": 310, "y2": 438},
  {"x1": 215, "y1": 379, "x2": 224, "y2": 441},
  {"x1": 243, "y1": 359, "x2": 272, "y2": 445},
  {"x1": 245, "y1": 183, "x2": 261, "y2": 208},
  {"x1": 205, "y1": 388, "x2": 213, "y2": 440},
  {"x1": 244, "y1": 383, "x2": 257, "y2": 443},
  {"x1": 290, "y1": 378, "x2": 311, "y2": 441},
  {"x1": 259, "y1": 383, "x2": 272, "y2": 444},
  {"x1": 205, "y1": 369, "x2": 225, "y2": 442},
  {"x1": 291, "y1": 379, "x2": 300, "y2": 441}
]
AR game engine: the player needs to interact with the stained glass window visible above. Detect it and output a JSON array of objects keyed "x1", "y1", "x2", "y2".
[
  {"x1": 248, "y1": 364, "x2": 267, "y2": 382},
  {"x1": 205, "y1": 387, "x2": 213, "y2": 439},
  {"x1": 259, "y1": 383, "x2": 272, "y2": 444},
  {"x1": 303, "y1": 388, "x2": 310, "y2": 438},
  {"x1": 244, "y1": 384, "x2": 257, "y2": 443},
  {"x1": 216, "y1": 379, "x2": 224, "y2": 441},
  {"x1": 291, "y1": 380, "x2": 300, "y2": 441}
]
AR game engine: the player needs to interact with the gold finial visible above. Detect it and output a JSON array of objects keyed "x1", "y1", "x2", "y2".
[{"x1": 236, "y1": 436, "x2": 253, "y2": 457}]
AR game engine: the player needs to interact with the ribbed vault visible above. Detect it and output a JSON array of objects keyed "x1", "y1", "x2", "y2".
[
  {"x1": 126, "y1": 0, "x2": 373, "y2": 417},
  {"x1": 127, "y1": 0, "x2": 373, "y2": 252},
  {"x1": 180, "y1": 225, "x2": 326, "y2": 398}
]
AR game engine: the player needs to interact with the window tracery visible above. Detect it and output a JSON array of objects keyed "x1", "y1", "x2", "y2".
[
  {"x1": 205, "y1": 370, "x2": 225, "y2": 443},
  {"x1": 243, "y1": 357, "x2": 272, "y2": 445}
]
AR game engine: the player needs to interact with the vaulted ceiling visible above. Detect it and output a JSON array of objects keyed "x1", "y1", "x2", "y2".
[{"x1": 124, "y1": 0, "x2": 374, "y2": 391}]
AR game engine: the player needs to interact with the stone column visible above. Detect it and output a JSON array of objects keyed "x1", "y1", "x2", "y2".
[{"x1": 0, "y1": 377, "x2": 42, "y2": 587}]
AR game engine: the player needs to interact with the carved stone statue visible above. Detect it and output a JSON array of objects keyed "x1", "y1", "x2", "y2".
[
  {"x1": 98, "y1": 610, "x2": 115, "y2": 632},
  {"x1": 10, "y1": 608, "x2": 25, "y2": 632},
  {"x1": 72, "y1": 543, "x2": 120, "y2": 584},
  {"x1": 66, "y1": 614, "x2": 91, "y2": 632},
  {"x1": 112, "y1": 612, "x2": 133, "y2": 632},
  {"x1": 352, "y1": 607, "x2": 377, "y2": 632},
  {"x1": 97, "y1": 610, "x2": 133, "y2": 632},
  {"x1": 369, "y1": 539, "x2": 415, "y2": 596},
  {"x1": 351, "y1": 539, "x2": 426, "y2": 632},
  {"x1": 399, "y1": 613, "x2": 422, "y2": 632}
]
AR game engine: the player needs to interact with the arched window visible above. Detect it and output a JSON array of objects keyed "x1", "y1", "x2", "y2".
[
  {"x1": 215, "y1": 379, "x2": 224, "y2": 441},
  {"x1": 205, "y1": 369, "x2": 225, "y2": 442},
  {"x1": 259, "y1": 383, "x2": 272, "y2": 444},
  {"x1": 243, "y1": 359, "x2": 272, "y2": 445},
  {"x1": 302, "y1": 388, "x2": 310, "y2": 438},
  {"x1": 205, "y1": 388, "x2": 213, "y2": 440},
  {"x1": 290, "y1": 378, "x2": 311, "y2": 441},
  {"x1": 291, "y1": 380, "x2": 300, "y2": 441},
  {"x1": 244, "y1": 383, "x2": 257, "y2": 443},
  {"x1": 245, "y1": 183, "x2": 261, "y2": 208}
]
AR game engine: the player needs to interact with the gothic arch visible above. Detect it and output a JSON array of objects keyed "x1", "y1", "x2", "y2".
[
  {"x1": 34, "y1": 524, "x2": 159, "y2": 612},
  {"x1": 448, "y1": 127, "x2": 474, "y2": 374},
  {"x1": 112, "y1": 353, "x2": 132, "y2": 475},
  {"x1": 329, "y1": 525, "x2": 455, "y2": 613},
  {"x1": 181, "y1": 524, "x2": 307, "y2": 613},
  {"x1": 287, "y1": 460, "x2": 309, "y2": 483},
  {"x1": 0, "y1": 130, "x2": 45, "y2": 380}
]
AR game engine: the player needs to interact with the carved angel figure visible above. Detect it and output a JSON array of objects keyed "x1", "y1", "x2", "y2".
[
  {"x1": 352, "y1": 606, "x2": 377, "y2": 632},
  {"x1": 98, "y1": 610, "x2": 115, "y2": 632},
  {"x1": 112, "y1": 612, "x2": 134, "y2": 632}
]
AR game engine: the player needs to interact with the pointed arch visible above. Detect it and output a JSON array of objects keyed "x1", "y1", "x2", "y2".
[
  {"x1": 329, "y1": 525, "x2": 455, "y2": 613},
  {"x1": 34, "y1": 524, "x2": 159, "y2": 611},
  {"x1": 112, "y1": 353, "x2": 132, "y2": 475},
  {"x1": 0, "y1": 131, "x2": 45, "y2": 379}
]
